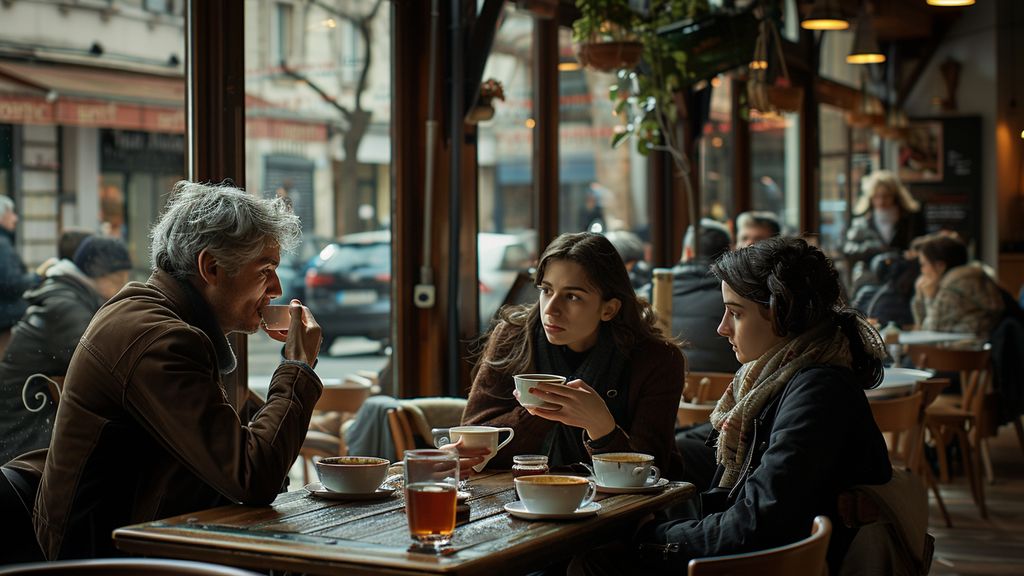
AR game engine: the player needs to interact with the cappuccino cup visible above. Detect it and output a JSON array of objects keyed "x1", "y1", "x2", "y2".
[
  {"x1": 260, "y1": 305, "x2": 292, "y2": 331},
  {"x1": 590, "y1": 453, "x2": 660, "y2": 488},
  {"x1": 514, "y1": 374, "x2": 567, "y2": 408},
  {"x1": 514, "y1": 475, "x2": 596, "y2": 515},
  {"x1": 315, "y1": 456, "x2": 390, "y2": 494},
  {"x1": 434, "y1": 425, "x2": 515, "y2": 473}
]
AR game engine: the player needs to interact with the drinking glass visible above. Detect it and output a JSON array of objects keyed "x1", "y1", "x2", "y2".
[{"x1": 404, "y1": 449, "x2": 459, "y2": 550}]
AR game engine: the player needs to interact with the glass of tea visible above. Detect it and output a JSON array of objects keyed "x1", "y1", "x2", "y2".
[{"x1": 403, "y1": 449, "x2": 459, "y2": 550}]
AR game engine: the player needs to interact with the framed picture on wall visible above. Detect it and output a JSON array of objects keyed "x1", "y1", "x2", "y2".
[{"x1": 898, "y1": 121, "x2": 943, "y2": 182}]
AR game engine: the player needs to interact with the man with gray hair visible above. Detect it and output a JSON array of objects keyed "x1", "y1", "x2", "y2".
[
  {"x1": 0, "y1": 196, "x2": 40, "y2": 356},
  {"x1": 735, "y1": 210, "x2": 781, "y2": 249},
  {"x1": 22, "y1": 181, "x2": 324, "y2": 560}
]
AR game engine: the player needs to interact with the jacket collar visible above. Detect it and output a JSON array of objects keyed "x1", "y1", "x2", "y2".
[{"x1": 148, "y1": 269, "x2": 238, "y2": 374}]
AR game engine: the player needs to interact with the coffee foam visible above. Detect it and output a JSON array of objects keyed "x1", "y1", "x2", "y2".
[
  {"x1": 320, "y1": 456, "x2": 389, "y2": 466},
  {"x1": 517, "y1": 475, "x2": 588, "y2": 485},
  {"x1": 593, "y1": 454, "x2": 652, "y2": 464}
]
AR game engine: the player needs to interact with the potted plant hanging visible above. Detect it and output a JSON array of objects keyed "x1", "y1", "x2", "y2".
[
  {"x1": 468, "y1": 79, "x2": 505, "y2": 124},
  {"x1": 572, "y1": 0, "x2": 644, "y2": 72},
  {"x1": 747, "y1": 7, "x2": 802, "y2": 115}
]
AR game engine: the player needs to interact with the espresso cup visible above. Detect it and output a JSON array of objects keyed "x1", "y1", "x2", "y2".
[
  {"x1": 591, "y1": 453, "x2": 660, "y2": 488},
  {"x1": 437, "y1": 425, "x2": 515, "y2": 473},
  {"x1": 513, "y1": 374, "x2": 567, "y2": 408},
  {"x1": 514, "y1": 475, "x2": 596, "y2": 515},
  {"x1": 315, "y1": 456, "x2": 390, "y2": 494},
  {"x1": 260, "y1": 304, "x2": 292, "y2": 331}
]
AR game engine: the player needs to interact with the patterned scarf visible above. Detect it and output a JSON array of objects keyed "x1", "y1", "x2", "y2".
[{"x1": 709, "y1": 314, "x2": 885, "y2": 488}]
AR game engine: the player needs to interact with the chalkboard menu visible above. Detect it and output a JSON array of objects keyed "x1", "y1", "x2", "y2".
[{"x1": 899, "y1": 116, "x2": 982, "y2": 256}]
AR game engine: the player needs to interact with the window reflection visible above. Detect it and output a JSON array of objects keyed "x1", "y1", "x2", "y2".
[
  {"x1": 750, "y1": 110, "x2": 800, "y2": 233},
  {"x1": 701, "y1": 76, "x2": 733, "y2": 223}
]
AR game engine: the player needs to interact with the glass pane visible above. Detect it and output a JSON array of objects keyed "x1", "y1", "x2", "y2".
[
  {"x1": 750, "y1": 110, "x2": 800, "y2": 233},
  {"x1": 818, "y1": 104, "x2": 849, "y2": 264},
  {"x1": 556, "y1": 27, "x2": 650, "y2": 290},
  {"x1": 820, "y1": 30, "x2": 858, "y2": 86},
  {"x1": 244, "y1": 1, "x2": 391, "y2": 395},
  {"x1": 477, "y1": 6, "x2": 536, "y2": 329},
  {"x1": 700, "y1": 75, "x2": 733, "y2": 223},
  {"x1": 0, "y1": 4, "x2": 185, "y2": 277}
]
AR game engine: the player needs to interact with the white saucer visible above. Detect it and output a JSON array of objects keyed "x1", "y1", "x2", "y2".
[
  {"x1": 304, "y1": 482, "x2": 396, "y2": 501},
  {"x1": 504, "y1": 501, "x2": 601, "y2": 520},
  {"x1": 594, "y1": 477, "x2": 669, "y2": 494}
]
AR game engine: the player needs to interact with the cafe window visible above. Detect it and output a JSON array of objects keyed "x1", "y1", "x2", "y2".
[
  {"x1": 244, "y1": 0, "x2": 392, "y2": 395},
  {"x1": 476, "y1": 5, "x2": 536, "y2": 329},
  {"x1": 818, "y1": 103, "x2": 850, "y2": 262},
  {"x1": 700, "y1": 75, "x2": 734, "y2": 223},
  {"x1": 750, "y1": 109, "x2": 800, "y2": 233}
]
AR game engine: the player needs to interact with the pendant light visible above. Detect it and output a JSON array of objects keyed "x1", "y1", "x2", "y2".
[
  {"x1": 927, "y1": 0, "x2": 975, "y2": 6},
  {"x1": 801, "y1": 0, "x2": 850, "y2": 30},
  {"x1": 846, "y1": 8, "x2": 885, "y2": 64}
]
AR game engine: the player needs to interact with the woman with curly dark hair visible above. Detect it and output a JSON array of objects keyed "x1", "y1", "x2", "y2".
[
  {"x1": 462, "y1": 232, "x2": 685, "y2": 476},
  {"x1": 575, "y1": 236, "x2": 894, "y2": 575}
]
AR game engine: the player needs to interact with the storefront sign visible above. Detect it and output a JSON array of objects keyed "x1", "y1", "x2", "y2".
[
  {"x1": 247, "y1": 117, "x2": 327, "y2": 142},
  {"x1": 0, "y1": 95, "x2": 184, "y2": 133},
  {"x1": 0, "y1": 97, "x2": 54, "y2": 124}
]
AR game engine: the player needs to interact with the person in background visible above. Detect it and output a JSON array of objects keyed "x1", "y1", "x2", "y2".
[
  {"x1": 16, "y1": 181, "x2": 325, "y2": 560},
  {"x1": 0, "y1": 236, "x2": 133, "y2": 464},
  {"x1": 843, "y1": 170, "x2": 923, "y2": 288},
  {"x1": 734, "y1": 211, "x2": 781, "y2": 249},
  {"x1": 912, "y1": 233, "x2": 1004, "y2": 340},
  {"x1": 852, "y1": 251, "x2": 918, "y2": 329},
  {"x1": 606, "y1": 229, "x2": 651, "y2": 291},
  {"x1": 574, "y1": 237, "x2": 892, "y2": 575},
  {"x1": 0, "y1": 196, "x2": 41, "y2": 357},
  {"x1": 463, "y1": 232, "x2": 685, "y2": 477}
]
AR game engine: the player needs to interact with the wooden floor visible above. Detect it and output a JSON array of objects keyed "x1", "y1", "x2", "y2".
[{"x1": 929, "y1": 424, "x2": 1024, "y2": 575}]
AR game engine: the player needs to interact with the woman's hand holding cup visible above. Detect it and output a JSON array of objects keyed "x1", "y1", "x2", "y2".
[{"x1": 438, "y1": 438, "x2": 491, "y2": 476}]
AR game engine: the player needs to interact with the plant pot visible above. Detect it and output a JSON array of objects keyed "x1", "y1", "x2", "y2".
[
  {"x1": 575, "y1": 41, "x2": 643, "y2": 73},
  {"x1": 467, "y1": 104, "x2": 495, "y2": 124}
]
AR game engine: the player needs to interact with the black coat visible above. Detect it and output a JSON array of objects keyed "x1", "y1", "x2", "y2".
[
  {"x1": 0, "y1": 228, "x2": 38, "y2": 331},
  {"x1": 669, "y1": 263, "x2": 740, "y2": 374},
  {"x1": 0, "y1": 261, "x2": 106, "y2": 463},
  {"x1": 650, "y1": 365, "x2": 892, "y2": 571}
]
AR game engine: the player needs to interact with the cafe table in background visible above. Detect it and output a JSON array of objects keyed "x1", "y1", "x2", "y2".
[{"x1": 113, "y1": 471, "x2": 695, "y2": 576}]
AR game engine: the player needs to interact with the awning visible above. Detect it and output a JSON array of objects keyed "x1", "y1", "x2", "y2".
[{"x1": 0, "y1": 60, "x2": 328, "y2": 141}]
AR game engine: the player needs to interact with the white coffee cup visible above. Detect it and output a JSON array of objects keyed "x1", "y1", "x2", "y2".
[
  {"x1": 513, "y1": 374, "x2": 567, "y2": 408},
  {"x1": 590, "y1": 453, "x2": 660, "y2": 488},
  {"x1": 515, "y1": 475, "x2": 596, "y2": 515},
  {"x1": 260, "y1": 305, "x2": 291, "y2": 331},
  {"x1": 443, "y1": 425, "x2": 515, "y2": 473},
  {"x1": 315, "y1": 456, "x2": 390, "y2": 494}
]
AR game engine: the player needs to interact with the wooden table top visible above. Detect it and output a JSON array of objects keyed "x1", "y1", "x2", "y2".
[{"x1": 114, "y1": 471, "x2": 695, "y2": 576}]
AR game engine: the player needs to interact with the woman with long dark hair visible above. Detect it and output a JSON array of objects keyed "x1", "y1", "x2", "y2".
[
  {"x1": 462, "y1": 232, "x2": 685, "y2": 475},
  {"x1": 576, "y1": 236, "x2": 894, "y2": 574}
]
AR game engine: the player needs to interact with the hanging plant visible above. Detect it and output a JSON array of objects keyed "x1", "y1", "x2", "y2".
[
  {"x1": 468, "y1": 79, "x2": 505, "y2": 125},
  {"x1": 747, "y1": 7, "x2": 802, "y2": 115}
]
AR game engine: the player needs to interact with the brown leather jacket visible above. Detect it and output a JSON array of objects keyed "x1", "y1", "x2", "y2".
[{"x1": 32, "y1": 269, "x2": 322, "y2": 559}]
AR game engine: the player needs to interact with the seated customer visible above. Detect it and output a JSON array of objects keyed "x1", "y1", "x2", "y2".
[
  {"x1": 734, "y1": 210, "x2": 781, "y2": 249},
  {"x1": 21, "y1": 181, "x2": 325, "y2": 560},
  {"x1": 912, "y1": 233, "x2": 1004, "y2": 340},
  {"x1": 0, "y1": 236, "x2": 132, "y2": 464},
  {"x1": 579, "y1": 237, "x2": 892, "y2": 574},
  {"x1": 463, "y1": 232, "x2": 685, "y2": 476}
]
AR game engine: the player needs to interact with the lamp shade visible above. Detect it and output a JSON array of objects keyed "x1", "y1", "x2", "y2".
[
  {"x1": 846, "y1": 12, "x2": 885, "y2": 64},
  {"x1": 927, "y1": 0, "x2": 975, "y2": 6},
  {"x1": 801, "y1": 0, "x2": 850, "y2": 30}
]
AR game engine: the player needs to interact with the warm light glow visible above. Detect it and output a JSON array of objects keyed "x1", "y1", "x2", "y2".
[
  {"x1": 525, "y1": 118, "x2": 536, "y2": 129},
  {"x1": 1020, "y1": 129, "x2": 1024, "y2": 140},
  {"x1": 801, "y1": 18, "x2": 849, "y2": 30},
  {"x1": 749, "y1": 59, "x2": 768, "y2": 70},
  {"x1": 558, "y1": 61, "x2": 582, "y2": 72},
  {"x1": 323, "y1": 18, "x2": 337, "y2": 29},
  {"x1": 710, "y1": 76, "x2": 722, "y2": 88},
  {"x1": 847, "y1": 53, "x2": 886, "y2": 64},
  {"x1": 711, "y1": 136, "x2": 724, "y2": 148},
  {"x1": 927, "y1": 0, "x2": 975, "y2": 6}
]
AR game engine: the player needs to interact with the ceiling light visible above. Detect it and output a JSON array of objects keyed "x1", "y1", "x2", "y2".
[
  {"x1": 847, "y1": 11, "x2": 885, "y2": 64},
  {"x1": 801, "y1": 0, "x2": 850, "y2": 30},
  {"x1": 927, "y1": 0, "x2": 975, "y2": 6}
]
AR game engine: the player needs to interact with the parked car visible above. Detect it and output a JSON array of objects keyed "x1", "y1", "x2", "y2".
[
  {"x1": 273, "y1": 235, "x2": 334, "y2": 305},
  {"x1": 478, "y1": 232, "x2": 534, "y2": 329},
  {"x1": 304, "y1": 230, "x2": 392, "y2": 351}
]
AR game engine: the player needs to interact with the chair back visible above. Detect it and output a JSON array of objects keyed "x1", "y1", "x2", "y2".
[
  {"x1": 386, "y1": 406, "x2": 417, "y2": 462},
  {"x1": 909, "y1": 345, "x2": 992, "y2": 426},
  {"x1": 869, "y1": 390, "x2": 924, "y2": 470},
  {"x1": 386, "y1": 397, "x2": 468, "y2": 461},
  {"x1": 687, "y1": 516, "x2": 832, "y2": 576},
  {"x1": 0, "y1": 558, "x2": 263, "y2": 575},
  {"x1": 685, "y1": 372, "x2": 734, "y2": 404}
]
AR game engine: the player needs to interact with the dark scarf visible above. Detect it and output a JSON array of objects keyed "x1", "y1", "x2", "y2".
[{"x1": 534, "y1": 322, "x2": 629, "y2": 467}]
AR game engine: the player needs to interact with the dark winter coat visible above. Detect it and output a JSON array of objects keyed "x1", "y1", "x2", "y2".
[
  {"x1": 0, "y1": 261, "x2": 106, "y2": 463},
  {"x1": 668, "y1": 263, "x2": 740, "y2": 374},
  {"x1": 0, "y1": 228, "x2": 38, "y2": 330}
]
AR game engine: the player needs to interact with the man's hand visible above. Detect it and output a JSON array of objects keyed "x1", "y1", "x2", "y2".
[{"x1": 282, "y1": 299, "x2": 322, "y2": 366}]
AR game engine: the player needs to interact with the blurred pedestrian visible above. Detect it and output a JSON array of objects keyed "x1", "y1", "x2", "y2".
[
  {"x1": 844, "y1": 170, "x2": 923, "y2": 288},
  {"x1": 0, "y1": 196, "x2": 40, "y2": 357}
]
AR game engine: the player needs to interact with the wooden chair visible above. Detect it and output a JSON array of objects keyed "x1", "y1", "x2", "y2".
[
  {"x1": 678, "y1": 372, "x2": 733, "y2": 428},
  {"x1": 386, "y1": 397, "x2": 468, "y2": 462},
  {"x1": 0, "y1": 558, "x2": 263, "y2": 575},
  {"x1": 297, "y1": 375, "x2": 373, "y2": 484},
  {"x1": 386, "y1": 406, "x2": 418, "y2": 462},
  {"x1": 909, "y1": 345, "x2": 991, "y2": 519},
  {"x1": 687, "y1": 516, "x2": 831, "y2": 576},
  {"x1": 868, "y1": 379, "x2": 952, "y2": 527}
]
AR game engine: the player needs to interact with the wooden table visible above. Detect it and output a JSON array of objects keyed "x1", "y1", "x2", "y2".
[
  {"x1": 866, "y1": 367, "x2": 936, "y2": 398},
  {"x1": 896, "y1": 330, "x2": 977, "y2": 345},
  {"x1": 114, "y1": 472, "x2": 695, "y2": 576}
]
